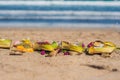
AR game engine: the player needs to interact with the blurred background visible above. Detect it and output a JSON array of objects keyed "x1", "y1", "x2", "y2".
[{"x1": 0, "y1": 0, "x2": 120, "y2": 28}]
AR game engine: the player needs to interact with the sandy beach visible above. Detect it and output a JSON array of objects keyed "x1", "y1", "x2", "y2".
[{"x1": 0, "y1": 27, "x2": 120, "y2": 80}]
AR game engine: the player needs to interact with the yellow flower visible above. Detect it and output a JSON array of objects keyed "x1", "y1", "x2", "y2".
[{"x1": 26, "y1": 48, "x2": 34, "y2": 52}]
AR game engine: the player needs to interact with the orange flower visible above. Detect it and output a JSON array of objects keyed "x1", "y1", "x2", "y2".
[
  {"x1": 16, "y1": 46, "x2": 25, "y2": 52},
  {"x1": 16, "y1": 46, "x2": 34, "y2": 52},
  {"x1": 17, "y1": 46, "x2": 24, "y2": 50}
]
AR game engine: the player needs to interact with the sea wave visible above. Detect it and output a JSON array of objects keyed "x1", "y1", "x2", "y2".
[
  {"x1": 0, "y1": 18, "x2": 120, "y2": 24},
  {"x1": 0, "y1": 1, "x2": 120, "y2": 27},
  {"x1": 0, "y1": 10, "x2": 120, "y2": 16},
  {"x1": 0, "y1": 23, "x2": 119, "y2": 28},
  {"x1": 0, "y1": 1, "x2": 120, "y2": 6},
  {"x1": 0, "y1": 10, "x2": 120, "y2": 20},
  {"x1": 0, "y1": 5, "x2": 120, "y2": 11},
  {"x1": 0, "y1": 15, "x2": 120, "y2": 20}
]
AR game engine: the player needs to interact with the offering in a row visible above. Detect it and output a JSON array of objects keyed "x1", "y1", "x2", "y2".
[{"x1": 0, "y1": 38, "x2": 119, "y2": 57}]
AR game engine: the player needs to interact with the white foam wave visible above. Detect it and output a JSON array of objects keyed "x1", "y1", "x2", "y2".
[
  {"x1": 0, "y1": 22, "x2": 119, "y2": 28},
  {"x1": 0, "y1": 16, "x2": 120, "y2": 20},
  {"x1": 0, "y1": 1, "x2": 120, "y2": 6},
  {"x1": 0, "y1": 10, "x2": 120, "y2": 16}
]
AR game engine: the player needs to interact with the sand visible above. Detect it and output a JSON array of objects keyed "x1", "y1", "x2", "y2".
[{"x1": 0, "y1": 27, "x2": 120, "y2": 80}]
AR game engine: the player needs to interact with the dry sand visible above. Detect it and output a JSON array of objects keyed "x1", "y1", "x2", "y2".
[{"x1": 0, "y1": 27, "x2": 120, "y2": 80}]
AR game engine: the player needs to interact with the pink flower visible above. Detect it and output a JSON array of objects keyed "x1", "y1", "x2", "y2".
[
  {"x1": 64, "y1": 52, "x2": 70, "y2": 55},
  {"x1": 40, "y1": 50, "x2": 46, "y2": 55},
  {"x1": 37, "y1": 41, "x2": 49, "y2": 44},
  {"x1": 82, "y1": 43, "x2": 85, "y2": 48},
  {"x1": 87, "y1": 42, "x2": 94, "y2": 48},
  {"x1": 13, "y1": 41, "x2": 21, "y2": 46}
]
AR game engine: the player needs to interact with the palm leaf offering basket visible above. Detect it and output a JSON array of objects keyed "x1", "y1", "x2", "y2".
[
  {"x1": 0, "y1": 38, "x2": 119, "y2": 57},
  {"x1": 0, "y1": 38, "x2": 12, "y2": 49}
]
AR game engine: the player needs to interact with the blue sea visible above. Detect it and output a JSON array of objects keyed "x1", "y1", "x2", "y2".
[{"x1": 0, "y1": 0, "x2": 120, "y2": 28}]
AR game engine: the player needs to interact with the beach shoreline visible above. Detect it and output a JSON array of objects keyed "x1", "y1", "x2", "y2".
[{"x1": 0, "y1": 27, "x2": 120, "y2": 80}]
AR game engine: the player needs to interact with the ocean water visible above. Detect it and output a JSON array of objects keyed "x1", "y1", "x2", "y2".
[{"x1": 0, "y1": 1, "x2": 120, "y2": 28}]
